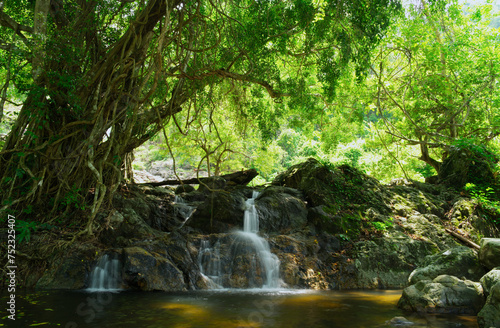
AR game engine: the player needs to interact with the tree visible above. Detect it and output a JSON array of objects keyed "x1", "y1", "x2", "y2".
[
  {"x1": 368, "y1": 0, "x2": 499, "y2": 174},
  {"x1": 0, "y1": 0, "x2": 401, "y2": 233}
]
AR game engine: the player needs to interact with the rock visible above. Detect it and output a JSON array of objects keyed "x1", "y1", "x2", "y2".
[
  {"x1": 386, "y1": 185, "x2": 446, "y2": 217},
  {"x1": 178, "y1": 190, "x2": 207, "y2": 203},
  {"x1": 307, "y1": 205, "x2": 341, "y2": 234},
  {"x1": 477, "y1": 282, "x2": 500, "y2": 328},
  {"x1": 36, "y1": 245, "x2": 97, "y2": 289},
  {"x1": 122, "y1": 246, "x2": 186, "y2": 291},
  {"x1": 175, "y1": 184, "x2": 195, "y2": 194},
  {"x1": 401, "y1": 213, "x2": 456, "y2": 250},
  {"x1": 353, "y1": 232, "x2": 441, "y2": 289},
  {"x1": 408, "y1": 246, "x2": 486, "y2": 285},
  {"x1": 398, "y1": 275, "x2": 485, "y2": 314},
  {"x1": 480, "y1": 267, "x2": 500, "y2": 295},
  {"x1": 385, "y1": 316, "x2": 420, "y2": 326},
  {"x1": 256, "y1": 186, "x2": 308, "y2": 233},
  {"x1": 449, "y1": 199, "x2": 499, "y2": 242},
  {"x1": 479, "y1": 238, "x2": 500, "y2": 270},
  {"x1": 197, "y1": 176, "x2": 227, "y2": 192},
  {"x1": 439, "y1": 146, "x2": 498, "y2": 189},
  {"x1": 187, "y1": 188, "x2": 248, "y2": 233},
  {"x1": 139, "y1": 185, "x2": 175, "y2": 197},
  {"x1": 272, "y1": 158, "x2": 390, "y2": 213},
  {"x1": 132, "y1": 169, "x2": 164, "y2": 183}
]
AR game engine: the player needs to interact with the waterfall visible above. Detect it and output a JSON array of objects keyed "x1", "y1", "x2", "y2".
[
  {"x1": 199, "y1": 190, "x2": 281, "y2": 289},
  {"x1": 87, "y1": 254, "x2": 121, "y2": 292},
  {"x1": 198, "y1": 240, "x2": 223, "y2": 289},
  {"x1": 174, "y1": 195, "x2": 195, "y2": 228},
  {"x1": 236, "y1": 191, "x2": 281, "y2": 289}
]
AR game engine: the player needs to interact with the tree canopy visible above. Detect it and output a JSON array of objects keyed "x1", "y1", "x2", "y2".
[
  {"x1": 0, "y1": 0, "x2": 402, "y2": 232},
  {"x1": 368, "y1": 0, "x2": 500, "y2": 173}
]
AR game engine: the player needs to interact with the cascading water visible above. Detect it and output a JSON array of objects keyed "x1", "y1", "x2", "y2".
[
  {"x1": 87, "y1": 254, "x2": 122, "y2": 292},
  {"x1": 198, "y1": 240, "x2": 223, "y2": 289},
  {"x1": 198, "y1": 190, "x2": 281, "y2": 289},
  {"x1": 174, "y1": 195, "x2": 195, "y2": 229},
  {"x1": 236, "y1": 191, "x2": 281, "y2": 289}
]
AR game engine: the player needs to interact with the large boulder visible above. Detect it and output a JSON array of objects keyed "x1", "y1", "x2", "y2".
[
  {"x1": 477, "y1": 282, "x2": 500, "y2": 328},
  {"x1": 398, "y1": 275, "x2": 484, "y2": 314},
  {"x1": 439, "y1": 146, "x2": 498, "y2": 189},
  {"x1": 408, "y1": 246, "x2": 486, "y2": 285},
  {"x1": 272, "y1": 158, "x2": 390, "y2": 214},
  {"x1": 352, "y1": 231, "x2": 447, "y2": 289},
  {"x1": 479, "y1": 238, "x2": 500, "y2": 270},
  {"x1": 122, "y1": 246, "x2": 186, "y2": 291},
  {"x1": 480, "y1": 267, "x2": 500, "y2": 295},
  {"x1": 448, "y1": 198, "x2": 500, "y2": 242},
  {"x1": 256, "y1": 186, "x2": 308, "y2": 233},
  {"x1": 36, "y1": 245, "x2": 97, "y2": 289},
  {"x1": 187, "y1": 188, "x2": 249, "y2": 233}
]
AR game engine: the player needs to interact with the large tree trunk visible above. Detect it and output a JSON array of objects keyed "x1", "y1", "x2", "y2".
[
  {"x1": 32, "y1": 0, "x2": 50, "y2": 82},
  {"x1": 0, "y1": 0, "x2": 187, "y2": 233}
]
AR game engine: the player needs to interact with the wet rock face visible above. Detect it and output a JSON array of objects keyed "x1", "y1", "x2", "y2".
[
  {"x1": 479, "y1": 238, "x2": 500, "y2": 270},
  {"x1": 256, "y1": 186, "x2": 308, "y2": 233},
  {"x1": 398, "y1": 275, "x2": 485, "y2": 315},
  {"x1": 36, "y1": 245, "x2": 97, "y2": 289},
  {"x1": 187, "y1": 189, "x2": 248, "y2": 233},
  {"x1": 122, "y1": 246, "x2": 186, "y2": 291},
  {"x1": 408, "y1": 247, "x2": 486, "y2": 285}
]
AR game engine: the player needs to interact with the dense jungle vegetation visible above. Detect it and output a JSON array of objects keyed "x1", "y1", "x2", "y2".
[{"x1": 0, "y1": 0, "x2": 499, "y2": 238}]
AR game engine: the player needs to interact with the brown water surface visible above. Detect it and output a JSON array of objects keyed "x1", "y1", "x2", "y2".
[{"x1": 0, "y1": 289, "x2": 478, "y2": 328}]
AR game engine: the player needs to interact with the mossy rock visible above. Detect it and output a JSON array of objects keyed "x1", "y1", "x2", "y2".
[
  {"x1": 479, "y1": 238, "x2": 500, "y2": 270},
  {"x1": 398, "y1": 275, "x2": 485, "y2": 315},
  {"x1": 439, "y1": 146, "x2": 498, "y2": 189},
  {"x1": 477, "y1": 282, "x2": 500, "y2": 328},
  {"x1": 36, "y1": 245, "x2": 97, "y2": 289},
  {"x1": 272, "y1": 158, "x2": 390, "y2": 214},
  {"x1": 408, "y1": 246, "x2": 487, "y2": 285},
  {"x1": 480, "y1": 267, "x2": 500, "y2": 295}
]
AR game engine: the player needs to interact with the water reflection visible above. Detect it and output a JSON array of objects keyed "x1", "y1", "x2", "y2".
[{"x1": 0, "y1": 289, "x2": 478, "y2": 328}]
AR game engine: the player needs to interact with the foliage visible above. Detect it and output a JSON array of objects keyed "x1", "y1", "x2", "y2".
[
  {"x1": 371, "y1": 217, "x2": 394, "y2": 231},
  {"x1": 15, "y1": 220, "x2": 56, "y2": 243},
  {"x1": 465, "y1": 183, "x2": 500, "y2": 225},
  {"x1": 0, "y1": 0, "x2": 402, "y2": 233},
  {"x1": 15, "y1": 220, "x2": 38, "y2": 243},
  {"x1": 365, "y1": 0, "x2": 500, "y2": 172}
]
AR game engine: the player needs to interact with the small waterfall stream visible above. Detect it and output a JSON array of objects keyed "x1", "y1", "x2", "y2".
[
  {"x1": 236, "y1": 191, "x2": 281, "y2": 288},
  {"x1": 174, "y1": 195, "x2": 195, "y2": 229},
  {"x1": 199, "y1": 190, "x2": 281, "y2": 289},
  {"x1": 87, "y1": 254, "x2": 122, "y2": 292},
  {"x1": 198, "y1": 240, "x2": 223, "y2": 289}
]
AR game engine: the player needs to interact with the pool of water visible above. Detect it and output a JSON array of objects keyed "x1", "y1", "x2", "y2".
[{"x1": 1, "y1": 289, "x2": 478, "y2": 328}]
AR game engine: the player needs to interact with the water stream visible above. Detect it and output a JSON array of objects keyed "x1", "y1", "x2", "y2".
[
  {"x1": 174, "y1": 195, "x2": 195, "y2": 229},
  {"x1": 199, "y1": 190, "x2": 281, "y2": 289},
  {"x1": 87, "y1": 254, "x2": 122, "y2": 292},
  {"x1": 237, "y1": 191, "x2": 281, "y2": 288}
]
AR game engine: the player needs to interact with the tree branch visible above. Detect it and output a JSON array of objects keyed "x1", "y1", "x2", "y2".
[
  {"x1": 0, "y1": 11, "x2": 33, "y2": 48},
  {"x1": 180, "y1": 69, "x2": 290, "y2": 99},
  {"x1": 0, "y1": 11, "x2": 34, "y2": 33}
]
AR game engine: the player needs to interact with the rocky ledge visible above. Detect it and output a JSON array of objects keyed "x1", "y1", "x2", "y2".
[{"x1": 6, "y1": 158, "x2": 500, "y2": 327}]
